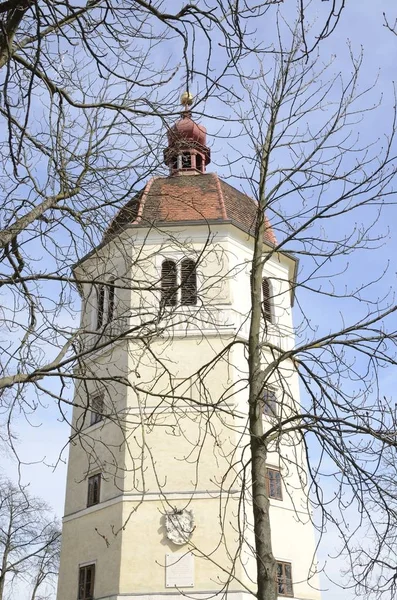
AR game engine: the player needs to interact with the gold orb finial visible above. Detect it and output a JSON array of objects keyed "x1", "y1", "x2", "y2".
[{"x1": 180, "y1": 91, "x2": 193, "y2": 107}]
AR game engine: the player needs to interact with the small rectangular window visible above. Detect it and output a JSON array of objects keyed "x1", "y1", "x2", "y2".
[
  {"x1": 262, "y1": 387, "x2": 277, "y2": 417},
  {"x1": 90, "y1": 394, "x2": 104, "y2": 426},
  {"x1": 87, "y1": 473, "x2": 101, "y2": 507},
  {"x1": 276, "y1": 561, "x2": 293, "y2": 597},
  {"x1": 78, "y1": 564, "x2": 95, "y2": 600},
  {"x1": 266, "y1": 468, "x2": 282, "y2": 500}
]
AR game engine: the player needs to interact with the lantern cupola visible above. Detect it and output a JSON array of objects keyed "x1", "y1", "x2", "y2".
[{"x1": 164, "y1": 92, "x2": 211, "y2": 175}]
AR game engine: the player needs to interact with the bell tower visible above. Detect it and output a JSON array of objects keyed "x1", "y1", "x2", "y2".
[
  {"x1": 57, "y1": 97, "x2": 321, "y2": 600},
  {"x1": 164, "y1": 92, "x2": 211, "y2": 175}
]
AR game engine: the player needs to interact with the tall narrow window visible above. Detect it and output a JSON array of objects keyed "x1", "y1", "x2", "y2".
[
  {"x1": 181, "y1": 259, "x2": 197, "y2": 306},
  {"x1": 196, "y1": 154, "x2": 203, "y2": 172},
  {"x1": 266, "y1": 468, "x2": 283, "y2": 500},
  {"x1": 96, "y1": 285, "x2": 105, "y2": 329},
  {"x1": 262, "y1": 387, "x2": 278, "y2": 417},
  {"x1": 78, "y1": 564, "x2": 95, "y2": 600},
  {"x1": 90, "y1": 393, "x2": 104, "y2": 426},
  {"x1": 87, "y1": 473, "x2": 101, "y2": 507},
  {"x1": 107, "y1": 280, "x2": 115, "y2": 323},
  {"x1": 276, "y1": 562, "x2": 293, "y2": 597},
  {"x1": 161, "y1": 260, "x2": 177, "y2": 306},
  {"x1": 181, "y1": 152, "x2": 191, "y2": 168},
  {"x1": 262, "y1": 277, "x2": 273, "y2": 323}
]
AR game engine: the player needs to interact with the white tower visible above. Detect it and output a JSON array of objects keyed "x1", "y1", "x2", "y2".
[{"x1": 57, "y1": 99, "x2": 321, "y2": 600}]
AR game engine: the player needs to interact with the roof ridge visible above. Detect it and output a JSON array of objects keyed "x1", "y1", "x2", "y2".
[
  {"x1": 218, "y1": 177, "x2": 277, "y2": 246},
  {"x1": 212, "y1": 173, "x2": 228, "y2": 219},
  {"x1": 219, "y1": 178, "x2": 258, "y2": 207},
  {"x1": 132, "y1": 176, "x2": 159, "y2": 225}
]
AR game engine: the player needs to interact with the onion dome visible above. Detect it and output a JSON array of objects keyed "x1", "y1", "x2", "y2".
[
  {"x1": 164, "y1": 93, "x2": 211, "y2": 175},
  {"x1": 168, "y1": 115, "x2": 207, "y2": 147}
]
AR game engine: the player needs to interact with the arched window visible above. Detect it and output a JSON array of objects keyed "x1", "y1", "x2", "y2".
[
  {"x1": 161, "y1": 260, "x2": 177, "y2": 306},
  {"x1": 107, "y1": 279, "x2": 115, "y2": 323},
  {"x1": 181, "y1": 259, "x2": 197, "y2": 306},
  {"x1": 262, "y1": 277, "x2": 273, "y2": 323},
  {"x1": 96, "y1": 285, "x2": 105, "y2": 330}
]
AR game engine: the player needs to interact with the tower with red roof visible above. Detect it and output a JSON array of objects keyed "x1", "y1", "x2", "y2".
[{"x1": 57, "y1": 95, "x2": 321, "y2": 600}]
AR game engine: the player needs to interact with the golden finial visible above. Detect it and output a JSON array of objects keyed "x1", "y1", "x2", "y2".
[{"x1": 180, "y1": 91, "x2": 193, "y2": 107}]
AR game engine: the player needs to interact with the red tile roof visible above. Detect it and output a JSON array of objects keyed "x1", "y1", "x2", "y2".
[{"x1": 105, "y1": 173, "x2": 276, "y2": 246}]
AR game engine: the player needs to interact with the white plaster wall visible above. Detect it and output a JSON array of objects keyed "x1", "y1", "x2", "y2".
[
  {"x1": 119, "y1": 496, "x2": 244, "y2": 595},
  {"x1": 58, "y1": 221, "x2": 319, "y2": 600},
  {"x1": 57, "y1": 503, "x2": 123, "y2": 600}
]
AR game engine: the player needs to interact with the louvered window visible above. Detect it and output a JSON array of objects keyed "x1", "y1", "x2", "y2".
[
  {"x1": 161, "y1": 260, "x2": 178, "y2": 306},
  {"x1": 107, "y1": 280, "x2": 115, "y2": 323},
  {"x1": 262, "y1": 277, "x2": 273, "y2": 323},
  {"x1": 181, "y1": 259, "x2": 197, "y2": 306},
  {"x1": 96, "y1": 285, "x2": 105, "y2": 329}
]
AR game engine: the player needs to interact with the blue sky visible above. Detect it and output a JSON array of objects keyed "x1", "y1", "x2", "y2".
[{"x1": 3, "y1": 2, "x2": 397, "y2": 599}]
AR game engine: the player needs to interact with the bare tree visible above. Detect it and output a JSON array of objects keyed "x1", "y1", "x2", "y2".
[
  {"x1": 0, "y1": 480, "x2": 60, "y2": 600},
  {"x1": 219, "y1": 24, "x2": 397, "y2": 600},
  {"x1": 59, "y1": 33, "x2": 397, "y2": 600},
  {"x1": 2, "y1": 2, "x2": 397, "y2": 600},
  {"x1": 29, "y1": 528, "x2": 61, "y2": 600},
  {"x1": 0, "y1": 0, "x2": 352, "y2": 464}
]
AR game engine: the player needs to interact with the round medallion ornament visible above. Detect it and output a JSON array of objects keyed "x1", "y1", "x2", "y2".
[{"x1": 165, "y1": 508, "x2": 195, "y2": 545}]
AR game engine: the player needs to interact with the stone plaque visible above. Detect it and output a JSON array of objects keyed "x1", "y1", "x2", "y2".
[{"x1": 165, "y1": 552, "x2": 194, "y2": 588}]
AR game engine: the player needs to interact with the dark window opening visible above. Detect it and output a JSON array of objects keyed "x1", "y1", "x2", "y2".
[
  {"x1": 161, "y1": 260, "x2": 178, "y2": 306},
  {"x1": 262, "y1": 277, "x2": 273, "y2": 323},
  {"x1": 181, "y1": 259, "x2": 197, "y2": 306},
  {"x1": 266, "y1": 468, "x2": 282, "y2": 500},
  {"x1": 107, "y1": 280, "x2": 115, "y2": 323},
  {"x1": 262, "y1": 387, "x2": 277, "y2": 417},
  {"x1": 90, "y1": 394, "x2": 104, "y2": 426},
  {"x1": 276, "y1": 562, "x2": 293, "y2": 597},
  {"x1": 196, "y1": 153, "x2": 203, "y2": 172},
  {"x1": 96, "y1": 285, "x2": 105, "y2": 329},
  {"x1": 87, "y1": 473, "x2": 101, "y2": 507},
  {"x1": 79, "y1": 564, "x2": 95, "y2": 600},
  {"x1": 171, "y1": 155, "x2": 178, "y2": 170},
  {"x1": 181, "y1": 153, "x2": 192, "y2": 168}
]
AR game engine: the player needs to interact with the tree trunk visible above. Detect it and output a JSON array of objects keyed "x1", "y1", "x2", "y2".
[
  {"x1": 0, "y1": 546, "x2": 9, "y2": 600},
  {"x1": 248, "y1": 199, "x2": 277, "y2": 600},
  {"x1": 248, "y1": 85, "x2": 284, "y2": 599}
]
